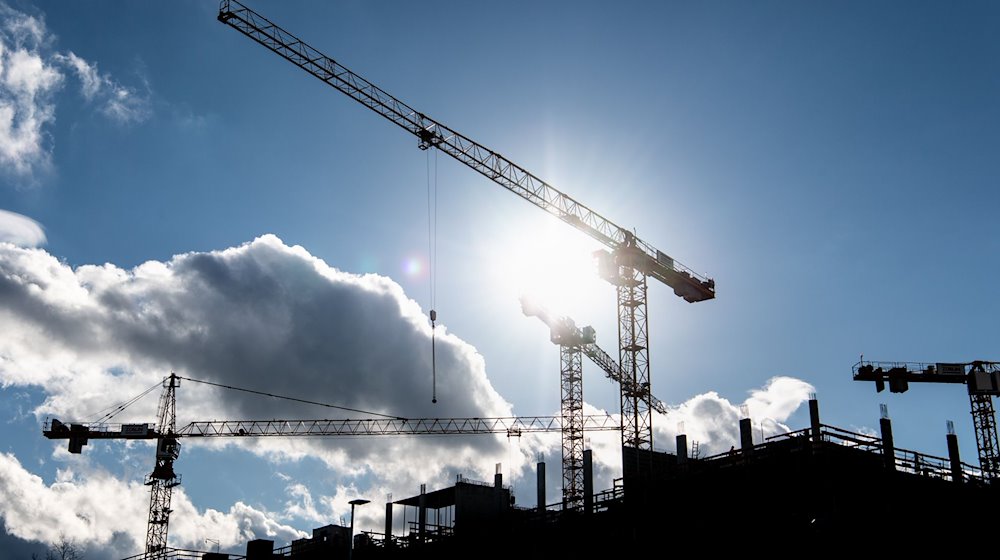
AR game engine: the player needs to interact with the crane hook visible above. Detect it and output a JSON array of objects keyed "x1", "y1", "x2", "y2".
[{"x1": 430, "y1": 309, "x2": 437, "y2": 404}]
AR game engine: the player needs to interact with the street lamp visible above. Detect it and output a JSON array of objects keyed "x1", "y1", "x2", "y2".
[{"x1": 348, "y1": 498, "x2": 370, "y2": 560}]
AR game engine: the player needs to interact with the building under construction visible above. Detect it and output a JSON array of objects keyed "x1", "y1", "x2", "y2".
[{"x1": 138, "y1": 398, "x2": 996, "y2": 560}]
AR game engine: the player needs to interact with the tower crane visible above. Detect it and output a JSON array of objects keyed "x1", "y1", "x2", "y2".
[
  {"x1": 43, "y1": 373, "x2": 618, "y2": 557},
  {"x1": 520, "y1": 297, "x2": 666, "y2": 508},
  {"x1": 216, "y1": 1, "x2": 715, "y2": 456},
  {"x1": 146, "y1": 375, "x2": 180, "y2": 557},
  {"x1": 853, "y1": 360, "x2": 1000, "y2": 480}
]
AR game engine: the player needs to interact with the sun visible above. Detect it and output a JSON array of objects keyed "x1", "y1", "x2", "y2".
[{"x1": 487, "y1": 223, "x2": 613, "y2": 324}]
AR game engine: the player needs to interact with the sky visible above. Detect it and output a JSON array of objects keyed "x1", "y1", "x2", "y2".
[{"x1": 0, "y1": 0, "x2": 997, "y2": 557}]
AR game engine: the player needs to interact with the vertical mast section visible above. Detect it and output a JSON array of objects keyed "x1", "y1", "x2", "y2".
[
  {"x1": 602, "y1": 234, "x2": 653, "y2": 452},
  {"x1": 145, "y1": 374, "x2": 181, "y2": 558},
  {"x1": 617, "y1": 272, "x2": 651, "y2": 451},
  {"x1": 968, "y1": 361, "x2": 1000, "y2": 480},
  {"x1": 560, "y1": 345, "x2": 585, "y2": 508},
  {"x1": 970, "y1": 393, "x2": 998, "y2": 480},
  {"x1": 522, "y1": 297, "x2": 667, "y2": 508}
]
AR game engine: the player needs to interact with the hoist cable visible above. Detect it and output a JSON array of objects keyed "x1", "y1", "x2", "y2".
[
  {"x1": 427, "y1": 148, "x2": 439, "y2": 404},
  {"x1": 178, "y1": 376, "x2": 403, "y2": 420},
  {"x1": 87, "y1": 379, "x2": 162, "y2": 425}
]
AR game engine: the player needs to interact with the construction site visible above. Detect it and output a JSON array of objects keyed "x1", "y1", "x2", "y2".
[
  {"x1": 27, "y1": 2, "x2": 999, "y2": 558},
  {"x1": 48, "y1": 383, "x2": 1000, "y2": 558}
]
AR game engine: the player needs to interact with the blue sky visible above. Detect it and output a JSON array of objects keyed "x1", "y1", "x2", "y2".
[{"x1": 0, "y1": 1, "x2": 997, "y2": 557}]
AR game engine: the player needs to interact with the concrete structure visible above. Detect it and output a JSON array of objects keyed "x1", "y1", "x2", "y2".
[
  {"x1": 132, "y1": 399, "x2": 1000, "y2": 559},
  {"x1": 380, "y1": 474, "x2": 513, "y2": 549},
  {"x1": 244, "y1": 524, "x2": 350, "y2": 560}
]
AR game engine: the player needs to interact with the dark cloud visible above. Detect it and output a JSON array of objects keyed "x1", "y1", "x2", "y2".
[{"x1": 0, "y1": 525, "x2": 49, "y2": 560}]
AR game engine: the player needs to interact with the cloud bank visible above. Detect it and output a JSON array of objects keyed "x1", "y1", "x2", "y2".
[{"x1": 0, "y1": 235, "x2": 515, "y2": 483}]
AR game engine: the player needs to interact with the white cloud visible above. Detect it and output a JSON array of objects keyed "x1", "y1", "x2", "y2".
[
  {"x1": 0, "y1": 4, "x2": 151, "y2": 182},
  {"x1": 851, "y1": 424, "x2": 878, "y2": 438},
  {"x1": 0, "y1": 451, "x2": 306, "y2": 554},
  {"x1": 0, "y1": 208, "x2": 44, "y2": 246},
  {"x1": 526, "y1": 377, "x2": 815, "y2": 502},
  {"x1": 55, "y1": 51, "x2": 151, "y2": 124},
  {"x1": 650, "y1": 376, "x2": 815, "y2": 458},
  {"x1": 0, "y1": 7, "x2": 61, "y2": 179},
  {"x1": 56, "y1": 52, "x2": 99, "y2": 98},
  {"x1": 282, "y1": 483, "x2": 326, "y2": 525},
  {"x1": 0, "y1": 7, "x2": 46, "y2": 47},
  {"x1": 0, "y1": 234, "x2": 516, "y2": 491},
  {"x1": 744, "y1": 376, "x2": 814, "y2": 422},
  {"x1": 0, "y1": 234, "x2": 522, "y2": 551},
  {"x1": 0, "y1": 454, "x2": 141, "y2": 550},
  {"x1": 170, "y1": 498, "x2": 307, "y2": 551}
]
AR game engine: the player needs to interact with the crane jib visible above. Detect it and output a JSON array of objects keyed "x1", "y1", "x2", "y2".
[
  {"x1": 44, "y1": 415, "x2": 620, "y2": 444},
  {"x1": 217, "y1": 0, "x2": 714, "y2": 303}
]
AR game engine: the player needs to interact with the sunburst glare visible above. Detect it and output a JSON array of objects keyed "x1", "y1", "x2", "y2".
[{"x1": 487, "y1": 224, "x2": 611, "y2": 322}]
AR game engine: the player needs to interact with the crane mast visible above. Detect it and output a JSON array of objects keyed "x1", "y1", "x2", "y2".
[
  {"x1": 854, "y1": 360, "x2": 1000, "y2": 480},
  {"x1": 146, "y1": 374, "x2": 180, "y2": 558},
  {"x1": 520, "y1": 297, "x2": 666, "y2": 415},
  {"x1": 217, "y1": 0, "x2": 715, "y2": 455},
  {"x1": 521, "y1": 297, "x2": 668, "y2": 509},
  {"x1": 582, "y1": 342, "x2": 667, "y2": 416}
]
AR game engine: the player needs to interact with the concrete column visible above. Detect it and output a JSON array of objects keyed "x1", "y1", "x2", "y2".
[
  {"x1": 246, "y1": 540, "x2": 273, "y2": 560},
  {"x1": 418, "y1": 484, "x2": 426, "y2": 542},
  {"x1": 384, "y1": 501, "x2": 393, "y2": 545},
  {"x1": 495, "y1": 469, "x2": 504, "y2": 515},
  {"x1": 583, "y1": 449, "x2": 594, "y2": 515},
  {"x1": 739, "y1": 418, "x2": 754, "y2": 456},
  {"x1": 809, "y1": 398, "x2": 821, "y2": 442},
  {"x1": 880, "y1": 417, "x2": 895, "y2": 471},
  {"x1": 947, "y1": 433, "x2": 963, "y2": 483},
  {"x1": 676, "y1": 434, "x2": 688, "y2": 465},
  {"x1": 536, "y1": 460, "x2": 546, "y2": 512}
]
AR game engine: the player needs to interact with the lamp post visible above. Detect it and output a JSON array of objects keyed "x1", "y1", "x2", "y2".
[{"x1": 348, "y1": 498, "x2": 370, "y2": 560}]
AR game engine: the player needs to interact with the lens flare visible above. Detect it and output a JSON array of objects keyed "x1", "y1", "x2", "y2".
[{"x1": 403, "y1": 256, "x2": 425, "y2": 278}]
